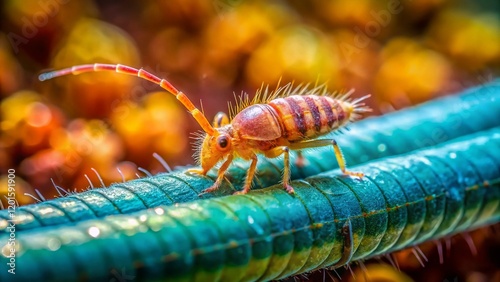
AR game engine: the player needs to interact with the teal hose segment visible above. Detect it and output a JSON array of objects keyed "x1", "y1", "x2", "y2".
[
  {"x1": 1, "y1": 127, "x2": 498, "y2": 281},
  {"x1": 1, "y1": 81, "x2": 499, "y2": 232}
]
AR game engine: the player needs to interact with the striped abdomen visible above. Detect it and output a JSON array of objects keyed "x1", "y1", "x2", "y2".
[{"x1": 268, "y1": 95, "x2": 350, "y2": 141}]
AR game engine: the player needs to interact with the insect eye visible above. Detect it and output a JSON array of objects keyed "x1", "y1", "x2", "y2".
[{"x1": 217, "y1": 136, "x2": 229, "y2": 149}]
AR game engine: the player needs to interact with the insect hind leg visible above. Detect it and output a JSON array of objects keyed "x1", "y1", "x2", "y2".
[
  {"x1": 289, "y1": 139, "x2": 364, "y2": 177},
  {"x1": 331, "y1": 140, "x2": 363, "y2": 177}
]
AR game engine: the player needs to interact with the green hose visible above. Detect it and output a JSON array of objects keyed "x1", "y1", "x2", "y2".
[{"x1": 1, "y1": 127, "x2": 498, "y2": 281}]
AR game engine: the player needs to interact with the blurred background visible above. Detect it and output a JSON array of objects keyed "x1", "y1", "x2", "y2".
[{"x1": 0, "y1": 0, "x2": 499, "y2": 281}]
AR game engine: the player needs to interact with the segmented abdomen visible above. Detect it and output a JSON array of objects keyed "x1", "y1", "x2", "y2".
[{"x1": 268, "y1": 95, "x2": 349, "y2": 141}]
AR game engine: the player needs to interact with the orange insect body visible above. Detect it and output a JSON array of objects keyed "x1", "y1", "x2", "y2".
[
  {"x1": 39, "y1": 64, "x2": 370, "y2": 194},
  {"x1": 267, "y1": 95, "x2": 351, "y2": 141}
]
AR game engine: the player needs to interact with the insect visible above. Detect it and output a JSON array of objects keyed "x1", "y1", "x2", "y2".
[{"x1": 39, "y1": 63, "x2": 371, "y2": 194}]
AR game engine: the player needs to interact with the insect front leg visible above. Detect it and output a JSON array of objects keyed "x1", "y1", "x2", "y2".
[
  {"x1": 264, "y1": 147, "x2": 294, "y2": 194},
  {"x1": 199, "y1": 154, "x2": 234, "y2": 195},
  {"x1": 234, "y1": 154, "x2": 258, "y2": 195},
  {"x1": 289, "y1": 139, "x2": 364, "y2": 178}
]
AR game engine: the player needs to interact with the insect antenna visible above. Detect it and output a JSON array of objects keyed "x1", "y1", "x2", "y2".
[{"x1": 39, "y1": 63, "x2": 215, "y2": 135}]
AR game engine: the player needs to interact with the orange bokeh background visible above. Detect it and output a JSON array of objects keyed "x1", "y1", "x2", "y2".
[{"x1": 0, "y1": 1, "x2": 499, "y2": 280}]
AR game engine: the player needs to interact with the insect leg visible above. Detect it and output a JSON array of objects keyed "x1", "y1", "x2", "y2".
[
  {"x1": 329, "y1": 219, "x2": 354, "y2": 269},
  {"x1": 199, "y1": 154, "x2": 234, "y2": 195},
  {"x1": 264, "y1": 147, "x2": 294, "y2": 193},
  {"x1": 289, "y1": 139, "x2": 364, "y2": 177},
  {"x1": 331, "y1": 140, "x2": 364, "y2": 177},
  {"x1": 234, "y1": 154, "x2": 258, "y2": 195}
]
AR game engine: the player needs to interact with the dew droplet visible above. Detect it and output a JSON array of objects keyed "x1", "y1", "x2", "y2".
[
  {"x1": 88, "y1": 226, "x2": 101, "y2": 238},
  {"x1": 247, "y1": 216, "x2": 254, "y2": 224},
  {"x1": 154, "y1": 207, "x2": 165, "y2": 215},
  {"x1": 47, "y1": 238, "x2": 61, "y2": 251},
  {"x1": 378, "y1": 143, "x2": 387, "y2": 152}
]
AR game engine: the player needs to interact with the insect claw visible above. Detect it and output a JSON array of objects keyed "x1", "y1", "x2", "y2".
[
  {"x1": 285, "y1": 184, "x2": 295, "y2": 194},
  {"x1": 353, "y1": 172, "x2": 364, "y2": 178},
  {"x1": 343, "y1": 170, "x2": 364, "y2": 178},
  {"x1": 234, "y1": 185, "x2": 252, "y2": 195},
  {"x1": 198, "y1": 190, "x2": 212, "y2": 197},
  {"x1": 199, "y1": 185, "x2": 219, "y2": 196}
]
